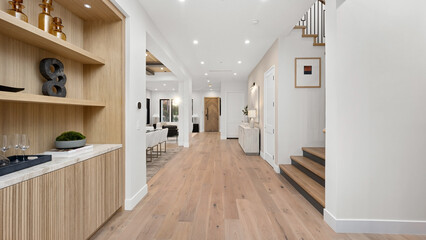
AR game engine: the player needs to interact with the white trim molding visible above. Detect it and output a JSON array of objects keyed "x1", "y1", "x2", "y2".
[
  {"x1": 324, "y1": 209, "x2": 426, "y2": 235},
  {"x1": 125, "y1": 184, "x2": 148, "y2": 210},
  {"x1": 261, "y1": 151, "x2": 280, "y2": 173}
]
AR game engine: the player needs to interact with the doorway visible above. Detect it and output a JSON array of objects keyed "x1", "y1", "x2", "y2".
[
  {"x1": 264, "y1": 66, "x2": 275, "y2": 166},
  {"x1": 204, "y1": 97, "x2": 220, "y2": 132}
]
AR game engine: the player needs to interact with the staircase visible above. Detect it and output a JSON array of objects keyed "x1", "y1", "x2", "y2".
[
  {"x1": 295, "y1": 0, "x2": 325, "y2": 47},
  {"x1": 279, "y1": 147, "x2": 325, "y2": 214}
]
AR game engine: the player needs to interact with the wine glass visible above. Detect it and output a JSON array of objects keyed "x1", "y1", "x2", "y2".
[
  {"x1": 19, "y1": 134, "x2": 30, "y2": 161},
  {"x1": 0, "y1": 135, "x2": 10, "y2": 167},
  {"x1": 12, "y1": 134, "x2": 20, "y2": 162}
]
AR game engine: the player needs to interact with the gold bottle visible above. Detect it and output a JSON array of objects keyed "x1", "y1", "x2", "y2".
[
  {"x1": 6, "y1": 0, "x2": 28, "y2": 23},
  {"x1": 38, "y1": 0, "x2": 54, "y2": 33},
  {"x1": 52, "y1": 17, "x2": 66, "y2": 41}
]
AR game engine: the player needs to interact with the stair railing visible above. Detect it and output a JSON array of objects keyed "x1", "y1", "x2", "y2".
[{"x1": 297, "y1": 0, "x2": 325, "y2": 44}]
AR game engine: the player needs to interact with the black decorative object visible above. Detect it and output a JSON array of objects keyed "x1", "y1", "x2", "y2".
[
  {"x1": 0, "y1": 85, "x2": 25, "y2": 92},
  {"x1": 137, "y1": 102, "x2": 142, "y2": 109},
  {"x1": 0, "y1": 155, "x2": 52, "y2": 176},
  {"x1": 39, "y1": 58, "x2": 67, "y2": 97}
]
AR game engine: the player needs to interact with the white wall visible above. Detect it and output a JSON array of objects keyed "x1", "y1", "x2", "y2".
[
  {"x1": 220, "y1": 81, "x2": 248, "y2": 139},
  {"x1": 192, "y1": 90, "x2": 221, "y2": 132},
  {"x1": 111, "y1": 0, "x2": 148, "y2": 211},
  {"x1": 277, "y1": 29, "x2": 325, "y2": 165},
  {"x1": 146, "y1": 89, "x2": 152, "y2": 99},
  {"x1": 111, "y1": 0, "x2": 192, "y2": 210},
  {"x1": 325, "y1": 0, "x2": 426, "y2": 234}
]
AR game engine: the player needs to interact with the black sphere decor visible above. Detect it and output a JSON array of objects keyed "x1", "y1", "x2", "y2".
[{"x1": 39, "y1": 58, "x2": 67, "y2": 97}]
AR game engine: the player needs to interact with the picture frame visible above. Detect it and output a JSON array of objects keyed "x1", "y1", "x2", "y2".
[{"x1": 295, "y1": 57, "x2": 321, "y2": 88}]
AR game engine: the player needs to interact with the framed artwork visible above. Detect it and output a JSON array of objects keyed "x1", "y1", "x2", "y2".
[{"x1": 295, "y1": 57, "x2": 321, "y2": 88}]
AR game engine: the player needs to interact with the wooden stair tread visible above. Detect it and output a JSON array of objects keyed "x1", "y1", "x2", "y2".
[
  {"x1": 302, "y1": 147, "x2": 325, "y2": 160},
  {"x1": 302, "y1": 34, "x2": 318, "y2": 38},
  {"x1": 293, "y1": 26, "x2": 306, "y2": 29},
  {"x1": 314, "y1": 43, "x2": 325, "y2": 46},
  {"x1": 280, "y1": 165, "x2": 325, "y2": 207},
  {"x1": 290, "y1": 156, "x2": 325, "y2": 179}
]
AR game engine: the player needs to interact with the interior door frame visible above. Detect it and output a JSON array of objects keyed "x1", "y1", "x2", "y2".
[
  {"x1": 263, "y1": 65, "x2": 279, "y2": 172},
  {"x1": 225, "y1": 91, "x2": 245, "y2": 139},
  {"x1": 204, "y1": 97, "x2": 220, "y2": 132}
]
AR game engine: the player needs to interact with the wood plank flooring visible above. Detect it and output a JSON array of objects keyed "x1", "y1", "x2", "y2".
[{"x1": 91, "y1": 133, "x2": 425, "y2": 240}]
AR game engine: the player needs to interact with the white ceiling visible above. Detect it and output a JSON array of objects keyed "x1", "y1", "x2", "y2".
[
  {"x1": 146, "y1": 73, "x2": 179, "y2": 92},
  {"x1": 140, "y1": 0, "x2": 314, "y2": 91}
]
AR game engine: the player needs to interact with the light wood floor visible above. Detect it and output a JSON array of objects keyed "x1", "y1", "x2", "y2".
[{"x1": 91, "y1": 133, "x2": 425, "y2": 240}]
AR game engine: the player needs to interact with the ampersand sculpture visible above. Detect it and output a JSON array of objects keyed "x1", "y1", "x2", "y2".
[{"x1": 39, "y1": 58, "x2": 67, "y2": 97}]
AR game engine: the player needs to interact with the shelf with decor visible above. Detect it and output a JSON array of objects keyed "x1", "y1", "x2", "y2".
[
  {"x1": 0, "y1": 91, "x2": 105, "y2": 107},
  {"x1": 0, "y1": 0, "x2": 125, "y2": 238},
  {"x1": 0, "y1": 10, "x2": 104, "y2": 65}
]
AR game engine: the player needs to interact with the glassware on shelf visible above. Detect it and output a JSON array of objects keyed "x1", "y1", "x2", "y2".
[
  {"x1": 12, "y1": 134, "x2": 20, "y2": 162},
  {"x1": 19, "y1": 134, "x2": 30, "y2": 161},
  {"x1": 38, "y1": 0, "x2": 54, "y2": 33},
  {"x1": 52, "y1": 17, "x2": 66, "y2": 41},
  {"x1": 6, "y1": 0, "x2": 28, "y2": 23},
  {"x1": 0, "y1": 135, "x2": 11, "y2": 167}
]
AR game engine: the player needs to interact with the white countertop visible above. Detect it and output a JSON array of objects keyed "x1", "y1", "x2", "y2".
[{"x1": 0, "y1": 144, "x2": 122, "y2": 189}]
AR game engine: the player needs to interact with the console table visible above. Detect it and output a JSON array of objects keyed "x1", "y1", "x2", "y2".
[{"x1": 238, "y1": 124, "x2": 260, "y2": 155}]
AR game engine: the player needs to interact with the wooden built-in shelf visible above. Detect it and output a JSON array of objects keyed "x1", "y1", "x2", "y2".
[
  {"x1": 0, "y1": 11, "x2": 105, "y2": 65},
  {"x1": 54, "y1": 0, "x2": 122, "y2": 21},
  {"x1": 0, "y1": 91, "x2": 105, "y2": 107}
]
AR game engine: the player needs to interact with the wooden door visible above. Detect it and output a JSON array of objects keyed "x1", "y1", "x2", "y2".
[{"x1": 204, "y1": 97, "x2": 220, "y2": 132}]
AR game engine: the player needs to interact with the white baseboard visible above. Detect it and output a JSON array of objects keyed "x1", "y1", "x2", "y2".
[
  {"x1": 220, "y1": 133, "x2": 226, "y2": 140},
  {"x1": 324, "y1": 209, "x2": 426, "y2": 235},
  {"x1": 124, "y1": 184, "x2": 148, "y2": 210},
  {"x1": 260, "y1": 152, "x2": 280, "y2": 173}
]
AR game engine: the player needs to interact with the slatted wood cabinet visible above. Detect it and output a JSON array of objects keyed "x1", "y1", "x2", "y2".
[
  {"x1": 0, "y1": 149, "x2": 123, "y2": 240},
  {"x1": 0, "y1": 0, "x2": 125, "y2": 239}
]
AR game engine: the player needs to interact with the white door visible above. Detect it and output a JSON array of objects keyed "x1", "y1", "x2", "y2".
[
  {"x1": 227, "y1": 92, "x2": 245, "y2": 138},
  {"x1": 264, "y1": 67, "x2": 275, "y2": 164}
]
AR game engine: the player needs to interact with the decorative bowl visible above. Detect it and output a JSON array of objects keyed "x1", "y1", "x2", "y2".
[{"x1": 55, "y1": 139, "x2": 86, "y2": 149}]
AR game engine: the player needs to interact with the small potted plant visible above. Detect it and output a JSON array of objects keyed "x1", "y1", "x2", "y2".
[
  {"x1": 55, "y1": 131, "x2": 86, "y2": 149},
  {"x1": 242, "y1": 105, "x2": 248, "y2": 123}
]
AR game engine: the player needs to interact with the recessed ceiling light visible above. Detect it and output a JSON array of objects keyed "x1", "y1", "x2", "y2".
[
  {"x1": 179, "y1": 0, "x2": 185, "y2": 2},
  {"x1": 160, "y1": 67, "x2": 164, "y2": 70},
  {"x1": 84, "y1": 3, "x2": 91, "y2": 8},
  {"x1": 154, "y1": 88, "x2": 158, "y2": 91},
  {"x1": 201, "y1": 61, "x2": 205, "y2": 65},
  {"x1": 145, "y1": 53, "x2": 148, "y2": 57},
  {"x1": 163, "y1": 83, "x2": 167, "y2": 86},
  {"x1": 204, "y1": 73, "x2": 208, "y2": 76},
  {"x1": 252, "y1": 19, "x2": 259, "y2": 25},
  {"x1": 233, "y1": 73, "x2": 237, "y2": 76},
  {"x1": 245, "y1": 40, "x2": 250, "y2": 44},
  {"x1": 193, "y1": 40, "x2": 199, "y2": 45},
  {"x1": 207, "y1": 80, "x2": 210, "y2": 83},
  {"x1": 238, "y1": 60, "x2": 242, "y2": 64},
  {"x1": 172, "y1": 88, "x2": 175, "y2": 91}
]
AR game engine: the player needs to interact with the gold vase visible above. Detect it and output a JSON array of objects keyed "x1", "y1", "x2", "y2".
[
  {"x1": 38, "y1": 0, "x2": 54, "y2": 33},
  {"x1": 6, "y1": 0, "x2": 28, "y2": 23},
  {"x1": 52, "y1": 17, "x2": 66, "y2": 41}
]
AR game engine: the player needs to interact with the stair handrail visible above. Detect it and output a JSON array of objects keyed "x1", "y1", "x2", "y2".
[{"x1": 297, "y1": 0, "x2": 325, "y2": 44}]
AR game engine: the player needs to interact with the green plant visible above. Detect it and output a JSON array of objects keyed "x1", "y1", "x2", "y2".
[
  {"x1": 242, "y1": 105, "x2": 248, "y2": 116},
  {"x1": 56, "y1": 131, "x2": 86, "y2": 141}
]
